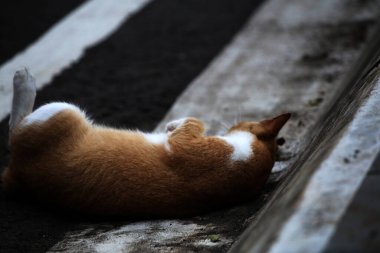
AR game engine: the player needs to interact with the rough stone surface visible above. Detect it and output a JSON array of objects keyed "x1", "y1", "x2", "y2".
[
  {"x1": 230, "y1": 8, "x2": 380, "y2": 253},
  {"x1": 324, "y1": 154, "x2": 380, "y2": 253},
  {"x1": 267, "y1": 66, "x2": 380, "y2": 253}
]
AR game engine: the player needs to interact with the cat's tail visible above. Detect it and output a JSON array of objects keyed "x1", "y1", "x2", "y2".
[{"x1": 9, "y1": 69, "x2": 36, "y2": 137}]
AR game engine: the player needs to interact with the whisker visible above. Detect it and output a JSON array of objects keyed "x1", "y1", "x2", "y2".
[
  {"x1": 220, "y1": 121, "x2": 230, "y2": 131},
  {"x1": 234, "y1": 114, "x2": 238, "y2": 125},
  {"x1": 237, "y1": 105, "x2": 242, "y2": 122}
]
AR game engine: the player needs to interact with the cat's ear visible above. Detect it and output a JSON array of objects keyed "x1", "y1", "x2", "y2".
[{"x1": 259, "y1": 113, "x2": 291, "y2": 138}]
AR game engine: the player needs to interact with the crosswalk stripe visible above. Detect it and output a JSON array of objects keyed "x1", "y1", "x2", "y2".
[{"x1": 0, "y1": 0, "x2": 152, "y2": 121}]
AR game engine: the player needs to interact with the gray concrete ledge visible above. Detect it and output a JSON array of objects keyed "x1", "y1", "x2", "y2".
[{"x1": 230, "y1": 20, "x2": 380, "y2": 253}]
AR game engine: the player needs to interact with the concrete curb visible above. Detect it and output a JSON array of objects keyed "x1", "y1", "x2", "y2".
[{"x1": 230, "y1": 22, "x2": 380, "y2": 252}]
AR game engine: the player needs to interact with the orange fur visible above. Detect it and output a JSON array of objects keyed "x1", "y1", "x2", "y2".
[{"x1": 2, "y1": 108, "x2": 290, "y2": 218}]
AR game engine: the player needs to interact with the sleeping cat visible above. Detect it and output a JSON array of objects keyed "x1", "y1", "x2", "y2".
[{"x1": 2, "y1": 70, "x2": 290, "y2": 217}]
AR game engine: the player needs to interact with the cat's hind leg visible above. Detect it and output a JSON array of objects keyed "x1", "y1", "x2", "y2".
[
  {"x1": 166, "y1": 117, "x2": 205, "y2": 139},
  {"x1": 8, "y1": 70, "x2": 88, "y2": 137},
  {"x1": 9, "y1": 69, "x2": 36, "y2": 134},
  {"x1": 5, "y1": 69, "x2": 36, "y2": 194},
  {"x1": 165, "y1": 118, "x2": 189, "y2": 133}
]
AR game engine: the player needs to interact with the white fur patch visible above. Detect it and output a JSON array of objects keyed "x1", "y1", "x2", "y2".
[
  {"x1": 165, "y1": 118, "x2": 188, "y2": 133},
  {"x1": 22, "y1": 102, "x2": 85, "y2": 126},
  {"x1": 142, "y1": 133, "x2": 167, "y2": 145},
  {"x1": 217, "y1": 131, "x2": 254, "y2": 161},
  {"x1": 142, "y1": 132, "x2": 170, "y2": 151}
]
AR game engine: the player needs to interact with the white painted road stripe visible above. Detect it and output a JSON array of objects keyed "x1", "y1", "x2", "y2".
[{"x1": 0, "y1": 0, "x2": 152, "y2": 121}]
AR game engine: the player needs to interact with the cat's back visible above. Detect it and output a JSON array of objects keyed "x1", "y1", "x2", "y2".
[{"x1": 70, "y1": 126, "x2": 171, "y2": 175}]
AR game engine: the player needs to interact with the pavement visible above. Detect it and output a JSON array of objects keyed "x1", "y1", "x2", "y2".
[{"x1": 0, "y1": 0, "x2": 379, "y2": 252}]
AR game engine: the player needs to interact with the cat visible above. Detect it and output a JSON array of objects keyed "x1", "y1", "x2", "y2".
[{"x1": 2, "y1": 69, "x2": 290, "y2": 217}]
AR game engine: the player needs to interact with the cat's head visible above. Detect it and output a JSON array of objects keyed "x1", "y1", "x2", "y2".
[{"x1": 227, "y1": 113, "x2": 291, "y2": 150}]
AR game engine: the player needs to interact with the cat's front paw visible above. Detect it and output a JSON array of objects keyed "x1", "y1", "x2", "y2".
[{"x1": 165, "y1": 118, "x2": 189, "y2": 133}]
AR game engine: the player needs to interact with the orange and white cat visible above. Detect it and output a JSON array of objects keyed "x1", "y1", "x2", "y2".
[{"x1": 2, "y1": 70, "x2": 290, "y2": 217}]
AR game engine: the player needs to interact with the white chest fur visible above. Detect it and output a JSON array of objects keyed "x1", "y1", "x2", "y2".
[{"x1": 217, "y1": 131, "x2": 254, "y2": 162}]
